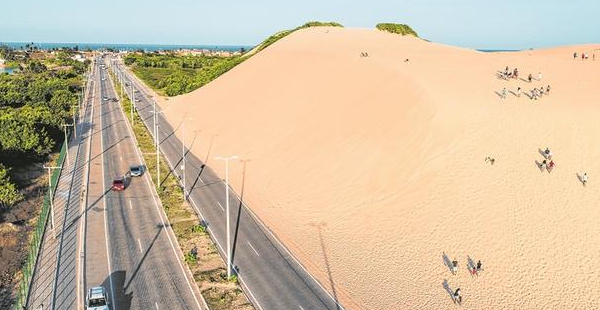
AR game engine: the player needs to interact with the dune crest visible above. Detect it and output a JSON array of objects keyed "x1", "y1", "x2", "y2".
[{"x1": 163, "y1": 27, "x2": 600, "y2": 309}]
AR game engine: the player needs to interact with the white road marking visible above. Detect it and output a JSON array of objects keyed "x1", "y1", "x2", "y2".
[
  {"x1": 100, "y1": 63, "x2": 117, "y2": 309},
  {"x1": 129, "y1": 200, "x2": 133, "y2": 210},
  {"x1": 298, "y1": 306, "x2": 305, "y2": 310},
  {"x1": 217, "y1": 201, "x2": 225, "y2": 212},
  {"x1": 228, "y1": 184, "x2": 348, "y2": 310},
  {"x1": 199, "y1": 176, "x2": 204, "y2": 184},
  {"x1": 247, "y1": 242, "x2": 259, "y2": 256},
  {"x1": 155, "y1": 302, "x2": 160, "y2": 310},
  {"x1": 138, "y1": 239, "x2": 143, "y2": 253},
  {"x1": 115, "y1": 66, "x2": 206, "y2": 310}
]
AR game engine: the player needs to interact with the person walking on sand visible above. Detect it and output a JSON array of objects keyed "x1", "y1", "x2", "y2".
[
  {"x1": 452, "y1": 259, "x2": 458, "y2": 274},
  {"x1": 453, "y1": 288, "x2": 462, "y2": 303},
  {"x1": 574, "y1": 52, "x2": 578, "y2": 59},
  {"x1": 541, "y1": 159, "x2": 547, "y2": 170},
  {"x1": 548, "y1": 160, "x2": 555, "y2": 172},
  {"x1": 476, "y1": 260, "x2": 483, "y2": 272},
  {"x1": 544, "y1": 147, "x2": 550, "y2": 157},
  {"x1": 582, "y1": 173, "x2": 588, "y2": 186},
  {"x1": 501, "y1": 87, "x2": 507, "y2": 99},
  {"x1": 517, "y1": 87, "x2": 522, "y2": 98},
  {"x1": 528, "y1": 73, "x2": 533, "y2": 83},
  {"x1": 546, "y1": 85, "x2": 551, "y2": 95}
]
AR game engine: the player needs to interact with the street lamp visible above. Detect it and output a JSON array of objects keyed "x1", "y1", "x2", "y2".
[
  {"x1": 62, "y1": 123, "x2": 73, "y2": 166},
  {"x1": 43, "y1": 165, "x2": 62, "y2": 239},
  {"x1": 181, "y1": 117, "x2": 194, "y2": 201},
  {"x1": 215, "y1": 155, "x2": 238, "y2": 279}
]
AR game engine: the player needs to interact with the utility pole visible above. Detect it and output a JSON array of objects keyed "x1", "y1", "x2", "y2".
[
  {"x1": 130, "y1": 81, "x2": 134, "y2": 122},
  {"x1": 154, "y1": 99, "x2": 160, "y2": 187},
  {"x1": 43, "y1": 165, "x2": 62, "y2": 239},
  {"x1": 71, "y1": 105, "x2": 78, "y2": 138},
  {"x1": 181, "y1": 120, "x2": 186, "y2": 200},
  {"x1": 62, "y1": 123, "x2": 73, "y2": 166},
  {"x1": 216, "y1": 155, "x2": 238, "y2": 278}
]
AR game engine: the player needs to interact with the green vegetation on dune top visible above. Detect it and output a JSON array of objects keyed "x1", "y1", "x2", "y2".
[
  {"x1": 253, "y1": 21, "x2": 344, "y2": 54},
  {"x1": 125, "y1": 21, "x2": 343, "y2": 97},
  {"x1": 376, "y1": 23, "x2": 419, "y2": 37}
]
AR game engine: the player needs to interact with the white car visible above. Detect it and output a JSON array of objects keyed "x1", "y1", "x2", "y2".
[{"x1": 86, "y1": 286, "x2": 109, "y2": 310}]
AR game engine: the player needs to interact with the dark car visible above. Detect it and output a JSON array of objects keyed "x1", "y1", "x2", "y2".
[
  {"x1": 111, "y1": 98, "x2": 118, "y2": 102},
  {"x1": 129, "y1": 165, "x2": 143, "y2": 177},
  {"x1": 112, "y1": 177, "x2": 125, "y2": 191}
]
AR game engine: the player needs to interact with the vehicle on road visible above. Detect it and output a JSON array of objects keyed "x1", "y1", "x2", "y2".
[
  {"x1": 129, "y1": 165, "x2": 143, "y2": 177},
  {"x1": 86, "y1": 286, "x2": 109, "y2": 310},
  {"x1": 112, "y1": 176, "x2": 126, "y2": 191},
  {"x1": 102, "y1": 96, "x2": 109, "y2": 101},
  {"x1": 135, "y1": 98, "x2": 141, "y2": 102}
]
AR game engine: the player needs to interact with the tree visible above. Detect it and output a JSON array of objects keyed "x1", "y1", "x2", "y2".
[
  {"x1": 0, "y1": 163, "x2": 23, "y2": 208},
  {"x1": 26, "y1": 60, "x2": 47, "y2": 74}
]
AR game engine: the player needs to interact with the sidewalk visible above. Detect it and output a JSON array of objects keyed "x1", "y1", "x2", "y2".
[{"x1": 26, "y1": 82, "x2": 94, "y2": 310}]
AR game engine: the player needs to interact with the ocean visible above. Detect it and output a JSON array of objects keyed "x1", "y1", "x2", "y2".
[{"x1": 1, "y1": 42, "x2": 254, "y2": 52}]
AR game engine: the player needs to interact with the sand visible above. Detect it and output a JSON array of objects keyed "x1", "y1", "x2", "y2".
[{"x1": 159, "y1": 27, "x2": 600, "y2": 309}]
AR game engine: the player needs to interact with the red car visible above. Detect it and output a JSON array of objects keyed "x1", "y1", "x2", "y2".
[{"x1": 112, "y1": 177, "x2": 125, "y2": 191}]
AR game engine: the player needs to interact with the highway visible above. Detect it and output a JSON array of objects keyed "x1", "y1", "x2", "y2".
[
  {"x1": 85, "y1": 57, "x2": 204, "y2": 310},
  {"x1": 112, "y1": 59, "x2": 348, "y2": 310}
]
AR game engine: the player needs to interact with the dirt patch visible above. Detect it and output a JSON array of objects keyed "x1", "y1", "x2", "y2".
[{"x1": 0, "y1": 159, "x2": 52, "y2": 309}]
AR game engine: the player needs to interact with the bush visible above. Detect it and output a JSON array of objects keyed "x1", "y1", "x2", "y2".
[
  {"x1": 191, "y1": 224, "x2": 206, "y2": 233},
  {"x1": 376, "y1": 23, "x2": 419, "y2": 37},
  {"x1": 0, "y1": 164, "x2": 22, "y2": 207}
]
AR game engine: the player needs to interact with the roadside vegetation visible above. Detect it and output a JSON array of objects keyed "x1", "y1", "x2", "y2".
[
  {"x1": 109, "y1": 71, "x2": 253, "y2": 310},
  {"x1": 0, "y1": 44, "x2": 89, "y2": 309},
  {"x1": 124, "y1": 21, "x2": 343, "y2": 96},
  {"x1": 375, "y1": 23, "x2": 419, "y2": 37}
]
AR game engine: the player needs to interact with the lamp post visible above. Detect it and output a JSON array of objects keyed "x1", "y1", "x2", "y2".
[
  {"x1": 62, "y1": 123, "x2": 73, "y2": 166},
  {"x1": 71, "y1": 105, "x2": 78, "y2": 138},
  {"x1": 215, "y1": 155, "x2": 238, "y2": 278},
  {"x1": 180, "y1": 118, "x2": 194, "y2": 200},
  {"x1": 153, "y1": 99, "x2": 160, "y2": 187},
  {"x1": 43, "y1": 165, "x2": 62, "y2": 239}
]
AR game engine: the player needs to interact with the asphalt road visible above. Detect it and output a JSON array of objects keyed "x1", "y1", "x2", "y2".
[
  {"x1": 112, "y1": 59, "x2": 348, "y2": 310},
  {"x1": 84, "y1": 58, "x2": 203, "y2": 310}
]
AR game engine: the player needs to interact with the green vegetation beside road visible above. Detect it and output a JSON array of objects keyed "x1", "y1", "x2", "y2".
[
  {"x1": 376, "y1": 23, "x2": 419, "y2": 37},
  {"x1": 124, "y1": 21, "x2": 343, "y2": 97},
  {"x1": 0, "y1": 45, "x2": 89, "y2": 207}
]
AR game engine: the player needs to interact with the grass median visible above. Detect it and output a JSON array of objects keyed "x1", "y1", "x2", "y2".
[{"x1": 109, "y1": 71, "x2": 253, "y2": 310}]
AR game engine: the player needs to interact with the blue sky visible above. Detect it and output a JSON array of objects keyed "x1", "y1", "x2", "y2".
[{"x1": 1, "y1": 0, "x2": 598, "y2": 49}]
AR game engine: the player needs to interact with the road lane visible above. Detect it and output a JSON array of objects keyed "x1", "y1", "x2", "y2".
[
  {"x1": 114, "y1": 59, "x2": 350, "y2": 310},
  {"x1": 94, "y1": 58, "x2": 203, "y2": 310}
]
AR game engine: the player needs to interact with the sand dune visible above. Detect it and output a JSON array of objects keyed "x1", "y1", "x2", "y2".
[{"x1": 161, "y1": 27, "x2": 600, "y2": 309}]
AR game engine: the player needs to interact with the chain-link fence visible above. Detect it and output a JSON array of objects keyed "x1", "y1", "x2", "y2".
[{"x1": 13, "y1": 111, "x2": 73, "y2": 310}]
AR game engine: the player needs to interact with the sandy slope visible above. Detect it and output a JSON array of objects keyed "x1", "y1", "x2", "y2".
[{"x1": 160, "y1": 27, "x2": 600, "y2": 309}]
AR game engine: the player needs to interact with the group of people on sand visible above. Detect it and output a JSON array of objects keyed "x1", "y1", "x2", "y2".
[
  {"x1": 499, "y1": 66, "x2": 519, "y2": 80},
  {"x1": 527, "y1": 85, "x2": 551, "y2": 100},
  {"x1": 497, "y1": 67, "x2": 551, "y2": 101},
  {"x1": 574, "y1": 51, "x2": 595, "y2": 61},
  {"x1": 445, "y1": 256, "x2": 483, "y2": 304},
  {"x1": 539, "y1": 147, "x2": 556, "y2": 172}
]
